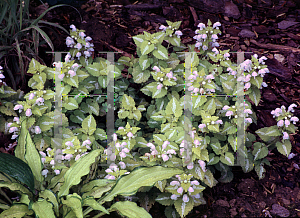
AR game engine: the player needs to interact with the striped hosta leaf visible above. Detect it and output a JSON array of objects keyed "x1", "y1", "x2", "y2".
[
  {"x1": 153, "y1": 45, "x2": 168, "y2": 60},
  {"x1": 82, "y1": 115, "x2": 97, "y2": 136}
]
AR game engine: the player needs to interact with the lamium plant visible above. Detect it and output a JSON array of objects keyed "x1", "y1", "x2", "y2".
[{"x1": 0, "y1": 20, "x2": 298, "y2": 218}]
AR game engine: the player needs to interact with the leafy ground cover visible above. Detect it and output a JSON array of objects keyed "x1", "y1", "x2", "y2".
[{"x1": 1, "y1": 0, "x2": 300, "y2": 217}]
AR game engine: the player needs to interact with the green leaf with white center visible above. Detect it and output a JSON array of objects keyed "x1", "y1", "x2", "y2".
[
  {"x1": 254, "y1": 164, "x2": 266, "y2": 179},
  {"x1": 169, "y1": 37, "x2": 181, "y2": 47},
  {"x1": 220, "y1": 152, "x2": 234, "y2": 166},
  {"x1": 276, "y1": 140, "x2": 291, "y2": 157},
  {"x1": 99, "y1": 166, "x2": 183, "y2": 204},
  {"x1": 65, "y1": 75, "x2": 79, "y2": 88},
  {"x1": 153, "y1": 45, "x2": 169, "y2": 60},
  {"x1": 82, "y1": 115, "x2": 97, "y2": 136},
  {"x1": 248, "y1": 86, "x2": 261, "y2": 106},
  {"x1": 43, "y1": 90, "x2": 55, "y2": 100},
  {"x1": 121, "y1": 94, "x2": 135, "y2": 110},
  {"x1": 155, "y1": 193, "x2": 173, "y2": 206},
  {"x1": 250, "y1": 75, "x2": 263, "y2": 89},
  {"x1": 23, "y1": 132, "x2": 43, "y2": 185},
  {"x1": 36, "y1": 115, "x2": 55, "y2": 132},
  {"x1": 76, "y1": 69, "x2": 90, "y2": 82},
  {"x1": 86, "y1": 62, "x2": 102, "y2": 77},
  {"x1": 33, "y1": 73, "x2": 47, "y2": 85},
  {"x1": 70, "y1": 110, "x2": 85, "y2": 124},
  {"x1": 255, "y1": 126, "x2": 281, "y2": 142},
  {"x1": 110, "y1": 201, "x2": 151, "y2": 218},
  {"x1": 58, "y1": 149, "x2": 102, "y2": 198},
  {"x1": 221, "y1": 121, "x2": 237, "y2": 135},
  {"x1": 140, "y1": 41, "x2": 154, "y2": 55},
  {"x1": 174, "y1": 195, "x2": 194, "y2": 218},
  {"x1": 139, "y1": 55, "x2": 151, "y2": 70},
  {"x1": 63, "y1": 97, "x2": 78, "y2": 110},
  {"x1": 165, "y1": 97, "x2": 182, "y2": 118},
  {"x1": 132, "y1": 65, "x2": 151, "y2": 83},
  {"x1": 132, "y1": 34, "x2": 145, "y2": 47},
  {"x1": 133, "y1": 109, "x2": 142, "y2": 121},
  {"x1": 207, "y1": 153, "x2": 219, "y2": 165},
  {"x1": 153, "y1": 134, "x2": 166, "y2": 145},
  {"x1": 98, "y1": 76, "x2": 107, "y2": 89},
  {"x1": 94, "y1": 128, "x2": 107, "y2": 141},
  {"x1": 203, "y1": 98, "x2": 216, "y2": 115},
  {"x1": 241, "y1": 157, "x2": 254, "y2": 173},
  {"x1": 203, "y1": 170, "x2": 218, "y2": 188},
  {"x1": 192, "y1": 96, "x2": 207, "y2": 109},
  {"x1": 86, "y1": 99, "x2": 99, "y2": 116},
  {"x1": 210, "y1": 137, "x2": 221, "y2": 155},
  {"x1": 252, "y1": 142, "x2": 268, "y2": 161}
]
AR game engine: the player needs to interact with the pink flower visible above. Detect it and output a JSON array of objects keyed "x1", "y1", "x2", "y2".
[
  {"x1": 193, "y1": 87, "x2": 199, "y2": 93},
  {"x1": 244, "y1": 82, "x2": 251, "y2": 90},
  {"x1": 226, "y1": 111, "x2": 234, "y2": 117},
  {"x1": 224, "y1": 53, "x2": 230, "y2": 58},
  {"x1": 170, "y1": 181, "x2": 180, "y2": 186},
  {"x1": 202, "y1": 34, "x2": 207, "y2": 39},
  {"x1": 29, "y1": 93, "x2": 35, "y2": 100},
  {"x1": 187, "y1": 162, "x2": 194, "y2": 169},
  {"x1": 271, "y1": 108, "x2": 282, "y2": 117},
  {"x1": 127, "y1": 132, "x2": 133, "y2": 138},
  {"x1": 288, "y1": 103, "x2": 297, "y2": 112},
  {"x1": 277, "y1": 120, "x2": 284, "y2": 127},
  {"x1": 162, "y1": 141, "x2": 170, "y2": 150},
  {"x1": 157, "y1": 84, "x2": 163, "y2": 90},
  {"x1": 182, "y1": 194, "x2": 189, "y2": 202},
  {"x1": 14, "y1": 104, "x2": 23, "y2": 111},
  {"x1": 194, "y1": 140, "x2": 200, "y2": 146},
  {"x1": 175, "y1": 30, "x2": 182, "y2": 38},
  {"x1": 68, "y1": 70, "x2": 76, "y2": 77},
  {"x1": 171, "y1": 194, "x2": 179, "y2": 200},
  {"x1": 206, "y1": 74, "x2": 214, "y2": 80},
  {"x1": 252, "y1": 71, "x2": 258, "y2": 78},
  {"x1": 223, "y1": 105, "x2": 230, "y2": 110},
  {"x1": 177, "y1": 187, "x2": 183, "y2": 194},
  {"x1": 212, "y1": 47, "x2": 219, "y2": 54},
  {"x1": 195, "y1": 42, "x2": 202, "y2": 48},
  {"x1": 159, "y1": 25, "x2": 167, "y2": 31},
  {"x1": 119, "y1": 161, "x2": 126, "y2": 169},
  {"x1": 213, "y1": 22, "x2": 221, "y2": 29},
  {"x1": 188, "y1": 187, "x2": 194, "y2": 193},
  {"x1": 291, "y1": 116, "x2": 299, "y2": 124},
  {"x1": 36, "y1": 97, "x2": 44, "y2": 106},
  {"x1": 211, "y1": 34, "x2": 218, "y2": 40},
  {"x1": 35, "y1": 126, "x2": 41, "y2": 134},
  {"x1": 283, "y1": 132, "x2": 289, "y2": 140},
  {"x1": 216, "y1": 120, "x2": 223, "y2": 124},
  {"x1": 245, "y1": 118, "x2": 252, "y2": 123},
  {"x1": 285, "y1": 119, "x2": 290, "y2": 127},
  {"x1": 197, "y1": 23, "x2": 205, "y2": 29},
  {"x1": 162, "y1": 154, "x2": 169, "y2": 162},
  {"x1": 153, "y1": 66, "x2": 160, "y2": 72},
  {"x1": 191, "y1": 180, "x2": 199, "y2": 186},
  {"x1": 54, "y1": 170, "x2": 60, "y2": 175},
  {"x1": 198, "y1": 124, "x2": 206, "y2": 129},
  {"x1": 198, "y1": 160, "x2": 207, "y2": 172},
  {"x1": 26, "y1": 108, "x2": 32, "y2": 117}
]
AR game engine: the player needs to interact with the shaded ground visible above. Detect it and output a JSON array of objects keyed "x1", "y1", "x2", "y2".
[{"x1": 1, "y1": 0, "x2": 300, "y2": 217}]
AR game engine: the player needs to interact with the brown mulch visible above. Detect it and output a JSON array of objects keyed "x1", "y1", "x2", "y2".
[{"x1": 1, "y1": 0, "x2": 300, "y2": 217}]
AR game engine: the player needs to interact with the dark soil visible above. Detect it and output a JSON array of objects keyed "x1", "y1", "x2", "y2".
[{"x1": 1, "y1": 0, "x2": 300, "y2": 217}]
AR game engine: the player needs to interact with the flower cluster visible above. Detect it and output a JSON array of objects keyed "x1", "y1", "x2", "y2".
[
  {"x1": 194, "y1": 21, "x2": 221, "y2": 50},
  {"x1": 159, "y1": 25, "x2": 183, "y2": 38},
  {"x1": 65, "y1": 24, "x2": 94, "y2": 62},
  {"x1": 186, "y1": 69, "x2": 216, "y2": 95},
  {"x1": 104, "y1": 162, "x2": 129, "y2": 180},
  {"x1": 0, "y1": 66, "x2": 5, "y2": 84},
  {"x1": 144, "y1": 141, "x2": 177, "y2": 162},
  {"x1": 221, "y1": 101, "x2": 253, "y2": 124},
  {"x1": 152, "y1": 66, "x2": 177, "y2": 90},
  {"x1": 237, "y1": 54, "x2": 269, "y2": 91},
  {"x1": 166, "y1": 174, "x2": 205, "y2": 203},
  {"x1": 40, "y1": 139, "x2": 92, "y2": 177},
  {"x1": 271, "y1": 104, "x2": 299, "y2": 129}
]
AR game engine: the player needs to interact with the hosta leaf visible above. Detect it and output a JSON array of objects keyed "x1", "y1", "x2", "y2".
[
  {"x1": 0, "y1": 203, "x2": 34, "y2": 217},
  {"x1": 58, "y1": 149, "x2": 101, "y2": 198},
  {"x1": 82, "y1": 197, "x2": 109, "y2": 214},
  {"x1": 39, "y1": 189, "x2": 59, "y2": 216},
  {"x1": 99, "y1": 166, "x2": 183, "y2": 204},
  {"x1": 110, "y1": 201, "x2": 151, "y2": 218},
  {"x1": 24, "y1": 132, "x2": 43, "y2": 184}
]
